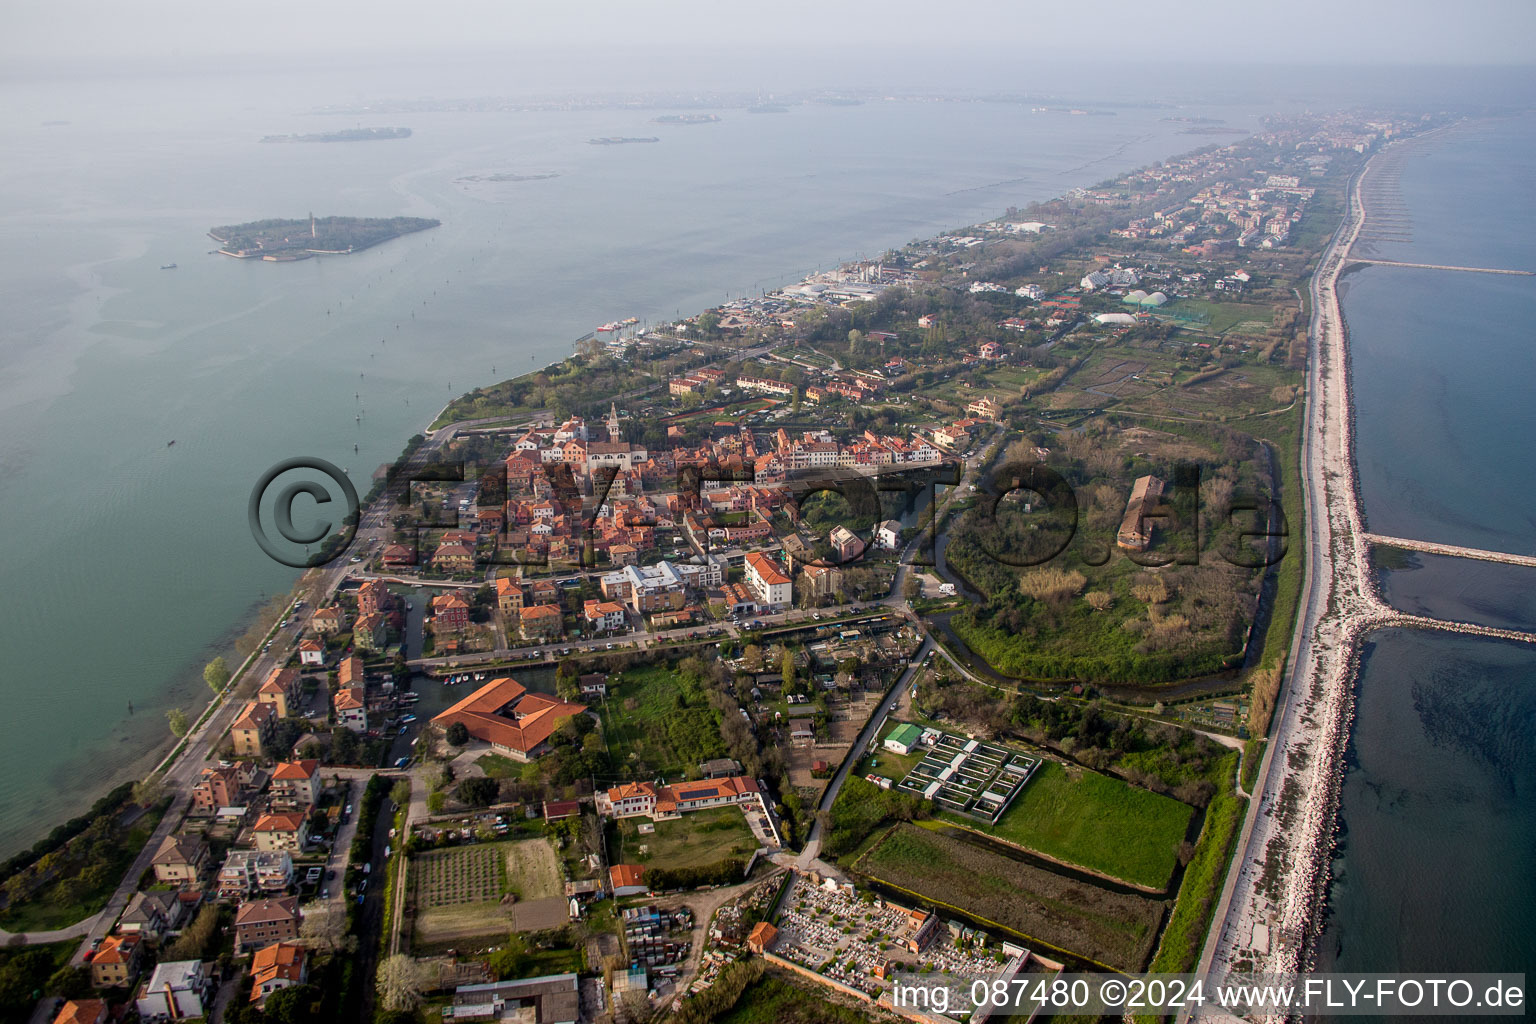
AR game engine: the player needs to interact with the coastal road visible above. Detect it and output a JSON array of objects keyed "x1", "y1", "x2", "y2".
[{"x1": 1191, "y1": 151, "x2": 1373, "y2": 1004}]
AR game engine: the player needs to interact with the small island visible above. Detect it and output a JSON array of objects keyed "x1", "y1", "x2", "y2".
[
  {"x1": 209, "y1": 215, "x2": 439, "y2": 261},
  {"x1": 589, "y1": 136, "x2": 660, "y2": 145},
  {"x1": 260, "y1": 126, "x2": 411, "y2": 143},
  {"x1": 650, "y1": 114, "x2": 720, "y2": 125},
  {"x1": 456, "y1": 171, "x2": 560, "y2": 183}
]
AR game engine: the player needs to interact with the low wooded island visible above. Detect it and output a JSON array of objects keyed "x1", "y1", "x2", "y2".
[{"x1": 209, "y1": 215, "x2": 439, "y2": 260}]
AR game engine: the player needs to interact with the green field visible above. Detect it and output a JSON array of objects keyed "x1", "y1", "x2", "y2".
[
  {"x1": 1169, "y1": 299, "x2": 1275, "y2": 334},
  {"x1": 1150, "y1": 754, "x2": 1247, "y2": 972},
  {"x1": 946, "y1": 760, "x2": 1193, "y2": 890},
  {"x1": 597, "y1": 663, "x2": 728, "y2": 775},
  {"x1": 854, "y1": 823, "x2": 1164, "y2": 971},
  {"x1": 612, "y1": 806, "x2": 756, "y2": 870}
]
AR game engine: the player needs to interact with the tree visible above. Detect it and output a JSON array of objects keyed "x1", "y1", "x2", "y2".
[
  {"x1": 264, "y1": 983, "x2": 323, "y2": 1024},
  {"x1": 456, "y1": 777, "x2": 498, "y2": 807},
  {"x1": 427, "y1": 792, "x2": 446, "y2": 814},
  {"x1": 131, "y1": 776, "x2": 165, "y2": 807},
  {"x1": 780, "y1": 648, "x2": 796, "y2": 688},
  {"x1": 376, "y1": 954, "x2": 435, "y2": 1012},
  {"x1": 166, "y1": 708, "x2": 190, "y2": 738},
  {"x1": 298, "y1": 901, "x2": 353, "y2": 953},
  {"x1": 390, "y1": 779, "x2": 412, "y2": 809},
  {"x1": 741, "y1": 645, "x2": 763, "y2": 674},
  {"x1": 204, "y1": 656, "x2": 231, "y2": 695},
  {"x1": 445, "y1": 721, "x2": 470, "y2": 746}
]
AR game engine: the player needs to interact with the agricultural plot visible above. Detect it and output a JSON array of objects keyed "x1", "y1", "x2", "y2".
[
  {"x1": 954, "y1": 760, "x2": 1194, "y2": 891},
  {"x1": 410, "y1": 837, "x2": 564, "y2": 946},
  {"x1": 893, "y1": 729, "x2": 1040, "y2": 824},
  {"x1": 853, "y1": 823, "x2": 1164, "y2": 971},
  {"x1": 411, "y1": 843, "x2": 511, "y2": 945}
]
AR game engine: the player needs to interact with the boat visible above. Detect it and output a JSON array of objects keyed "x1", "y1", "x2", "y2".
[
  {"x1": 160, "y1": 263, "x2": 177, "y2": 270},
  {"x1": 166, "y1": 440, "x2": 176, "y2": 447}
]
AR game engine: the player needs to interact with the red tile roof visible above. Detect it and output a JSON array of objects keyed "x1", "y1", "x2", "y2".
[
  {"x1": 609, "y1": 864, "x2": 646, "y2": 890},
  {"x1": 430, "y1": 677, "x2": 586, "y2": 756},
  {"x1": 271, "y1": 759, "x2": 319, "y2": 781}
]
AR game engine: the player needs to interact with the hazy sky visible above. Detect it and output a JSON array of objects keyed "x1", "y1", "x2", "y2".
[{"x1": 6, "y1": 0, "x2": 1536, "y2": 71}]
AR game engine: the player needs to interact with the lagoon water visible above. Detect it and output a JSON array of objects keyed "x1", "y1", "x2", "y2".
[
  {"x1": 0, "y1": 64, "x2": 1267, "y2": 856},
  {"x1": 1318, "y1": 115, "x2": 1536, "y2": 976}
]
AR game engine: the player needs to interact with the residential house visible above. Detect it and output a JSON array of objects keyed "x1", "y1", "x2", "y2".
[
  {"x1": 582, "y1": 599, "x2": 626, "y2": 634},
  {"x1": 298, "y1": 638, "x2": 325, "y2": 667},
  {"x1": 118, "y1": 891, "x2": 185, "y2": 940},
  {"x1": 230, "y1": 702, "x2": 276, "y2": 758},
  {"x1": 875, "y1": 519, "x2": 903, "y2": 551},
  {"x1": 519, "y1": 604, "x2": 564, "y2": 642},
  {"x1": 578, "y1": 673, "x2": 607, "y2": 698},
  {"x1": 151, "y1": 833, "x2": 209, "y2": 885},
  {"x1": 269, "y1": 759, "x2": 321, "y2": 812},
  {"x1": 249, "y1": 941, "x2": 308, "y2": 1008},
  {"x1": 433, "y1": 540, "x2": 476, "y2": 573},
  {"x1": 135, "y1": 959, "x2": 215, "y2": 1021},
  {"x1": 827, "y1": 525, "x2": 862, "y2": 563},
  {"x1": 90, "y1": 932, "x2": 142, "y2": 989},
  {"x1": 234, "y1": 896, "x2": 301, "y2": 954},
  {"x1": 353, "y1": 612, "x2": 387, "y2": 653},
  {"x1": 333, "y1": 687, "x2": 367, "y2": 732},
  {"x1": 966, "y1": 396, "x2": 1002, "y2": 420},
  {"x1": 801, "y1": 564, "x2": 842, "y2": 602},
  {"x1": 336, "y1": 655, "x2": 364, "y2": 689},
  {"x1": 495, "y1": 575, "x2": 524, "y2": 616},
  {"x1": 789, "y1": 719, "x2": 815, "y2": 747},
  {"x1": 256, "y1": 667, "x2": 301, "y2": 719},
  {"x1": 309, "y1": 606, "x2": 344, "y2": 635},
  {"x1": 744, "y1": 552, "x2": 792, "y2": 608},
  {"x1": 381, "y1": 543, "x2": 416, "y2": 567},
  {"x1": 52, "y1": 1000, "x2": 107, "y2": 1024},
  {"x1": 252, "y1": 812, "x2": 309, "y2": 853},
  {"x1": 218, "y1": 850, "x2": 293, "y2": 899},
  {"x1": 431, "y1": 677, "x2": 587, "y2": 762},
  {"x1": 432, "y1": 591, "x2": 471, "y2": 634},
  {"x1": 355, "y1": 578, "x2": 390, "y2": 617}
]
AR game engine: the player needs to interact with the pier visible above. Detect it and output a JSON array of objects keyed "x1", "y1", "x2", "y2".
[
  {"x1": 1349, "y1": 257, "x2": 1533, "y2": 276},
  {"x1": 1365, "y1": 533, "x2": 1536, "y2": 569}
]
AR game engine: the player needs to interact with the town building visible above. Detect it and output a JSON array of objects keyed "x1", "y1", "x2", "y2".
[
  {"x1": 609, "y1": 865, "x2": 648, "y2": 898},
  {"x1": 1116, "y1": 474, "x2": 1165, "y2": 551},
  {"x1": 445, "y1": 974, "x2": 580, "y2": 1024},
  {"x1": 596, "y1": 775, "x2": 765, "y2": 820},
  {"x1": 230, "y1": 702, "x2": 276, "y2": 757},
  {"x1": 518, "y1": 603, "x2": 564, "y2": 642},
  {"x1": 218, "y1": 850, "x2": 293, "y2": 899},
  {"x1": 51, "y1": 1000, "x2": 107, "y2": 1024},
  {"x1": 135, "y1": 959, "x2": 215, "y2": 1021},
  {"x1": 744, "y1": 552, "x2": 792, "y2": 608},
  {"x1": 431, "y1": 677, "x2": 587, "y2": 761},
  {"x1": 256, "y1": 667, "x2": 301, "y2": 719},
  {"x1": 151, "y1": 834, "x2": 209, "y2": 884},
  {"x1": 234, "y1": 896, "x2": 301, "y2": 954},
  {"x1": 250, "y1": 942, "x2": 308, "y2": 1008},
  {"x1": 883, "y1": 723, "x2": 924, "y2": 755},
  {"x1": 251, "y1": 812, "x2": 309, "y2": 853},
  {"x1": 90, "y1": 932, "x2": 142, "y2": 989},
  {"x1": 269, "y1": 759, "x2": 321, "y2": 812},
  {"x1": 333, "y1": 686, "x2": 367, "y2": 732}
]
